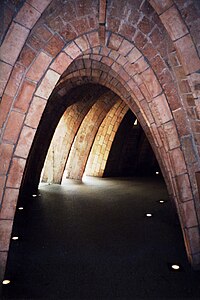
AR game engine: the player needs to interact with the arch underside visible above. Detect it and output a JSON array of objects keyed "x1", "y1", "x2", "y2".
[{"x1": 0, "y1": 0, "x2": 200, "y2": 280}]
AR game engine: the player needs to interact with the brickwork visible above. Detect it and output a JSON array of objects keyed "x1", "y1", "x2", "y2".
[
  {"x1": 85, "y1": 100, "x2": 128, "y2": 177},
  {"x1": 0, "y1": 0, "x2": 200, "y2": 280}
]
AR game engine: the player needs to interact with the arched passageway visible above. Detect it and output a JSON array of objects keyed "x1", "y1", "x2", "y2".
[{"x1": 0, "y1": 0, "x2": 200, "y2": 286}]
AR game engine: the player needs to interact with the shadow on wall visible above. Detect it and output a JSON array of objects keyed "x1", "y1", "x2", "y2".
[{"x1": 104, "y1": 110, "x2": 160, "y2": 177}]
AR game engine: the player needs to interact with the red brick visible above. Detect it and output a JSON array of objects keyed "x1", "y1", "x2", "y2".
[
  {"x1": 180, "y1": 200, "x2": 198, "y2": 228},
  {"x1": 185, "y1": 227, "x2": 200, "y2": 254},
  {"x1": 34, "y1": 25, "x2": 52, "y2": 41},
  {"x1": 176, "y1": 173, "x2": 193, "y2": 202},
  {"x1": 182, "y1": 136, "x2": 198, "y2": 165},
  {"x1": 138, "y1": 16, "x2": 154, "y2": 34},
  {"x1": 25, "y1": 96, "x2": 47, "y2": 129},
  {"x1": 134, "y1": 31, "x2": 148, "y2": 48},
  {"x1": 142, "y1": 42, "x2": 157, "y2": 60},
  {"x1": 107, "y1": 17, "x2": 120, "y2": 32},
  {"x1": 142, "y1": 68, "x2": 162, "y2": 98},
  {"x1": 0, "y1": 94, "x2": 13, "y2": 129},
  {"x1": 0, "y1": 22, "x2": 29, "y2": 65},
  {"x1": 14, "y1": 2, "x2": 40, "y2": 29},
  {"x1": 139, "y1": 83, "x2": 152, "y2": 102},
  {"x1": 149, "y1": 26, "x2": 164, "y2": 45},
  {"x1": 151, "y1": 93, "x2": 173, "y2": 124},
  {"x1": 26, "y1": 0, "x2": 52, "y2": 13},
  {"x1": 0, "y1": 62, "x2": 12, "y2": 97},
  {"x1": 150, "y1": 123, "x2": 163, "y2": 147},
  {"x1": 160, "y1": 6, "x2": 188, "y2": 41},
  {"x1": 163, "y1": 120, "x2": 180, "y2": 150},
  {"x1": 150, "y1": 55, "x2": 166, "y2": 75},
  {"x1": 15, "y1": 126, "x2": 36, "y2": 159},
  {"x1": 44, "y1": 34, "x2": 65, "y2": 57},
  {"x1": 174, "y1": 34, "x2": 200, "y2": 75},
  {"x1": 127, "y1": 80, "x2": 144, "y2": 101},
  {"x1": 3, "y1": 111, "x2": 25, "y2": 144},
  {"x1": 64, "y1": 42, "x2": 82, "y2": 59},
  {"x1": 71, "y1": 17, "x2": 90, "y2": 35},
  {"x1": 140, "y1": 99, "x2": 154, "y2": 124},
  {"x1": 108, "y1": 33, "x2": 123, "y2": 51},
  {"x1": 0, "y1": 188, "x2": 19, "y2": 219},
  {"x1": 0, "y1": 143, "x2": 14, "y2": 175},
  {"x1": 87, "y1": 31, "x2": 100, "y2": 48},
  {"x1": 18, "y1": 45, "x2": 37, "y2": 68},
  {"x1": 35, "y1": 69, "x2": 60, "y2": 99},
  {"x1": 124, "y1": 63, "x2": 137, "y2": 77},
  {"x1": 170, "y1": 147, "x2": 187, "y2": 175},
  {"x1": 148, "y1": 0, "x2": 173, "y2": 15},
  {"x1": 51, "y1": 52, "x2": 72, "y2": 74},
  {"x1": 14, "y1": 80, "x2": 36, "y2": 113},
  {"x1": 99, "y1": 0, "x2": 106, "y2": 23},
  {"x1": 6, "y1": 158, "x2": 26, "y2": 188},
  {"x1": 126, "y1": 47, "x2": 142, "y2": 63},
  {"x1": 0, "y1": 175, "x2": 6, "y2": 203},
  {"x1": 27, "y1": 34, "x2": 45, "y2": 51},
  {"x1": 118, "y1": 39, "x2": 133, "y2": 57},
  {"x1": 5, "y1": 64, "x2": 25, "y2": 97},
  {"x1": 119, "y1": 23, "x2": 136, "y2": 40},
  {"x1": 0, "y1": 220, "x2": 13, "y2": 251},
  {"x1": 164, "y1": 84, "x2": 181, "y2": 111},
  {"x1": 173, "y1": 108, "x2": 190, "y2": 136},
  {"x1": 0, "y1": 251, "x2": 8, "y2": 280},
  {"x1": 133, "y1": 56, "x2": 149, "y2": 74},
  {"x1": 75, "y1": 36, "x2": 90, "y2": 52},
  {"x1": 26, "y1": 52, "x2": 52, "y2": 81}
]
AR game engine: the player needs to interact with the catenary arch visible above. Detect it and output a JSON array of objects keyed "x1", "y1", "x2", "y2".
[{"x1": 0, "y1": 0, "x2": 200, "y2": 279}]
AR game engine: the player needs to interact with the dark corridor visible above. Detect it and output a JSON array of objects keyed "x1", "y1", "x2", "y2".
[{"x1": 2, "y1": 177, "x2": 200, "y2": 299}]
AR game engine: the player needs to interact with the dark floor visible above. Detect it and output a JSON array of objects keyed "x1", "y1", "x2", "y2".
[{"x1": 2, "y1": 176, "x2": 200, "y2": 299}]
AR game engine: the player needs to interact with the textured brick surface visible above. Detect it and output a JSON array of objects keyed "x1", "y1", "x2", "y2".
[
  {"x1": 142, "y1": 68, "x2": 162, "y2": 98},
  {"x1": 163, "y1": 120, "x2": 180, "y2": 150},
  {"x1": 14, "y1": 80, "x2": 36, "y2": 113},
  {"x1": 14, "y1": 2, "x2": 40, "y2": 29},
  {"x1": 6, "y1": 158, "x2": 26, "y2": 188},
  {"x1": 44, "y1": 34, "x2": 65, "y2": 57},
  {"x1": 176, "y1": 173, "x2": 193, "y2": 202},
  {"x1": 160, "y1": 6, "x2": 188, "y2": 41},
  {"x1": 170, "y1": 148, "x2": 187, "y2": 176},
  {"x1": 0, "y1": 94, "x2": 13, "y2": 129},
  {"x1": 25, "y1": 96, "x2": 47, "y2": 129},
  {"x1": 0, "y1": 220, "x2": 13, "y2": 251},
  {"x1": 175, "y1": 34, "x2": 200, "y2": 75},
  {"x1": 1, "y1": 0, "x2": 200, "y2": 274},
  {"x1": 152, "y1": 94, "x2": 173, "y2": 124},
  {"x1": 5, "y1": 64, "x2": 25, "y2": 98},
  {"x1": 50, "y1": 52, "x2": 72, "y2": 74},
  {"x1": 35, "y1": 70, "x2": 60, "y2": 99},
  {"x1": 26, "y1": 0, "x2": 52, "y2": 12},
  {"x1": 0, "y1": 62, "x2": 12, "y2": 97},
  {"x1": 15, "y1": 126, "x2": 36, "y2": 159},
  {"x1": 3, "y1": 111, "x2": 25, "y2": 144},
  {"x1": 149, "y1": 0, "x2": 173, "y2": 14},
  {"x1": 0, "y1": 143, "x2": 14, "y2": 175},
  {"x1": 0, "y1": 22, "x2": 29, "y2": 65},
  {"x1": 0, "y1": 188, "x2": 19, "y2": 219},
  {"x1": 26, "y1": 52, "x2": 52, "y2": 81}
]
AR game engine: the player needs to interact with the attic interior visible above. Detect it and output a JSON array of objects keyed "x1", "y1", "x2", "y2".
[
  {"x1": 1, "y1": 0, "x2": 200, "y2": 298},
  {"x1": 2, "y1": 82, "x2": 200, "y2": 299}
]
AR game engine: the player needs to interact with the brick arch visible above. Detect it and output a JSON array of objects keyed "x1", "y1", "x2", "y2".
[
  {"x1": 85, "y1": 99, "x2": 128, "y2": 177},
  {"x1": 65, "y1": 91, "x2": 118, "y2": 180},
  {"x1": 0, "y1": 0, "x2": 200, "y2": 279},
  {"x1": 42, "y1": 86, "x2": 109, "y2": 184}
]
